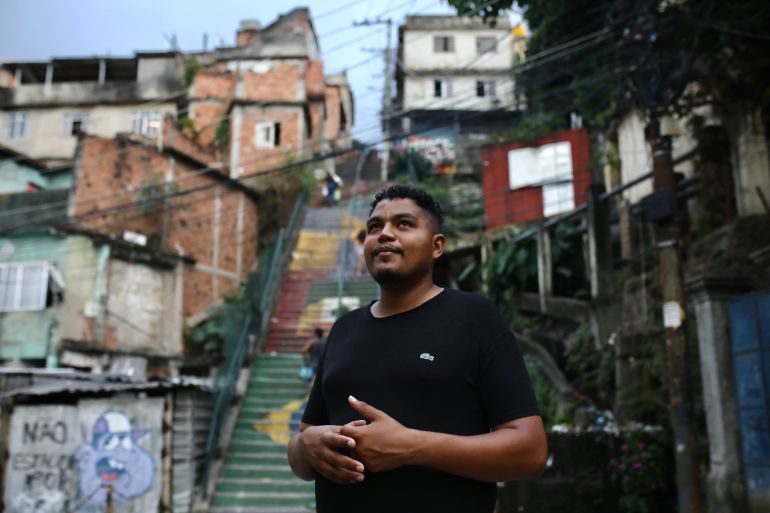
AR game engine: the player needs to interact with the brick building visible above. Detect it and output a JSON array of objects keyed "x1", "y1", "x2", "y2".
[
  {"x1": 185, "y1": 9, "x2": 354, "y2": 178},
  {"x1": 71, "y1": 118, "x2": 260, "y2": 324}
]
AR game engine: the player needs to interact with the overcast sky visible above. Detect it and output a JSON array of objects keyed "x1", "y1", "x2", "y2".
[{"x1": 0, "y1": 1, "x2": 520, "y2": 143}]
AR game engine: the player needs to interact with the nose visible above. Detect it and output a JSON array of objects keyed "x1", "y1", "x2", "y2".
[{"x1": 377, "y1": 222, "x2": 396, "y2": 241}]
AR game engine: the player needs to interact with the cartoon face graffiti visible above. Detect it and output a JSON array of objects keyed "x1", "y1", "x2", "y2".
[{"x1": 74, "y1": 412, "x2": 155, "y2": 505}]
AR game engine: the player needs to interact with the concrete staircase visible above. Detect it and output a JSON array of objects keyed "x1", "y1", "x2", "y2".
[{"x1": 211, "y1": 203, "x2": 378, "y2": 512}]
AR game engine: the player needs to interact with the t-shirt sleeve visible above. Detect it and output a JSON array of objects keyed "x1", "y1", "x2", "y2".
[
  {"x1": 301, "y1": 341, "x2": 329, "y2": 425},
  {"x1": 477, "y1": 330, "x2": 540, "y2": 427}
]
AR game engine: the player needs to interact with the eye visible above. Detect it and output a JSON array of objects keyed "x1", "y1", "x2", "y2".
[
  {"x1": 121, "y1": 437, "x2": 133, "y2": 450},
  {"x1": 105, "y1": 436, "x2": 119, "y2": 450},
  {"x1": 398, "y1": 220, "x2": 412, "y2": 228},
  {"x1": 367, "y1": 223, "x2": 381, "y2": 233}
]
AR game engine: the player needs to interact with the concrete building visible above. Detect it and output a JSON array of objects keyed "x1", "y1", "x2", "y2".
[
  {"x1": 0, "y1": 118, "x2": 260, "y2": 374},
  {"x1": 0, "y1": 8, "x2": 354, "y2": 177},
  {"x1": 0, "y1": 53, "x2": 184, "y2": 165},
  {"x1": 393, "y1": 15, "x2": 524, "y2": 174}
]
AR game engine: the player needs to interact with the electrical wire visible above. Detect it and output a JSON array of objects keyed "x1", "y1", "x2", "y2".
[{"x1": 0, "y1": 23, "x2": 629, "y2": 225}]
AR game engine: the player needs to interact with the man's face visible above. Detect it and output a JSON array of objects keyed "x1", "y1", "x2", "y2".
[{"x1": 364, "y1": 197, "x2": 444, "y2": 285}]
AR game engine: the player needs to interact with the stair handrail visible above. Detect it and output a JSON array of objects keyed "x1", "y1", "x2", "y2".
[{"x1": 199, "y1": 191, "x2": 307, "y2": 500}]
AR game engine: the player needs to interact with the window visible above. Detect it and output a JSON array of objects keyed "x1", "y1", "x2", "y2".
[
  {"x1": 433, "y1": 36, "x2": 454, "y2": 53},
  {"x1": 254, "y1": 121, "x2": 281, "y2": 148},
  {"x1": 433, "y1": 79, "x2": 452, "y2": 98},
  {"x1": 477, "y1": 36, "x2": 498, "y2": 54},
  {"x1": 9, "y1": 112, "x2": 28, "y2": 139},
  {"x1": 131, "y1": 111, "x2": 162, "y2": 136},
  {"x1": 476, "y1": 80, "x2": 496, "y2": 98},
  {"x1": 0, "y1": 262, "x2": 49, "y2": 312},
  {"x1": 62, "y1": 113, "x2": 90, "y2": 136}
]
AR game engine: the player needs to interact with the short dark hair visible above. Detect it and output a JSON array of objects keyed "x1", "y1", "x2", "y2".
[
  {"x1": 369, "y1": 185, "x2": 444, "y2": 231},
  {"x1": 314, "y1": 327, "x2": 324, "y2": 338}
]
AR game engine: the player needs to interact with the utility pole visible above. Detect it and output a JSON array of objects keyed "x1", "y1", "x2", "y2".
[
  {"x1": 648, "y1": 115, "x2": 704, "y2": 513},
  {"x1": 354, "y1": 18, "x2": 392, "y2": 182}
]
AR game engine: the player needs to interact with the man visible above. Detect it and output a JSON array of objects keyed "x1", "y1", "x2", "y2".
[
  {"x1": 288, "y1": 185, "x2": 546, "y2": 512},
  {"x1": 300, "y1": 327, "x2": 326, "y2": 381}
]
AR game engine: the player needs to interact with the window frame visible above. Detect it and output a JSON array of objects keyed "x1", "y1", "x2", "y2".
[
  {"x1": 62, "y1": 113, "x2": 91, "y2": 136},
  {"x1": 476, "y1": 80, "x2": 497, "y2": 98},
  {"x1": 476, "y1": 36, "x2": 498, "y2": 55},
  {"x1": 254, "y1": 121, "x2": 281, "y2": 148},
  {"x1": 0, "y1": 261, "x2": 50, "y2": 312},
  {"x1": 433, "y1": 79, "x2": 452, "y2": 98},
  {"x1": 131, "y1": 111, "x2": 162, "y2": 136},
  {"x1": 433, "y1": 36, "x2": 455, "y2": 53},
  {"x1": 9, "y1": 111, "x2": 29, "y2": 139}
]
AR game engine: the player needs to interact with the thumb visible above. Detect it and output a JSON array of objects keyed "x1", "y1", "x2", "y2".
[{"x1": 348, "y1": 395, "x2": 385, "y2": 421}]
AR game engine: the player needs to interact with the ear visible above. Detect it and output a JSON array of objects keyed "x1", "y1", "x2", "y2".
[{"x1": 432, "y1": 233, "x2": 445, "y2": 260}]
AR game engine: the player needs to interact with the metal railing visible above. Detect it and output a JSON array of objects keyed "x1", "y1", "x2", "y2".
[{"x1": 199, "y1": 191, "x2": 306, "y2": 498}]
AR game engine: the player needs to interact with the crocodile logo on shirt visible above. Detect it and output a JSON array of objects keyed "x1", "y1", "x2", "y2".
[{"x1": 419, "y1": 352, "x2": 435, "y2": 362}]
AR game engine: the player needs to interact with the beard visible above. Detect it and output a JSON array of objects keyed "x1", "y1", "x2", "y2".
[{"x1": 370, "y1": 267, "x2": 402, "y2": 286}]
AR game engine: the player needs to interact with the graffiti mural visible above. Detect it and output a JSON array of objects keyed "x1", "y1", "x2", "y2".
[
  {"x1": 74, "y1": 411, "x2": 155, "y2": 507},
  {"x1": 397, "y1": 126, "x2": 457, "y2": 175},
  {"x1": 4, "y1": 398, "x2": 164, "y2": 513},
  {"x1": 4, "y1": 405, "x2": 78, "y2": 513}
]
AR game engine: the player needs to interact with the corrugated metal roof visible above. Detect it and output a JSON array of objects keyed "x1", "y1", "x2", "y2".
[{"x1": 1, "y1": 374, "x2": 212, "y2": 399}]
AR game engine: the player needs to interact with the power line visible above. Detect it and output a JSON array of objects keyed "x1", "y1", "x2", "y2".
[{"x1": 1, "y1": 24, "x2": 627, "y2": 224}]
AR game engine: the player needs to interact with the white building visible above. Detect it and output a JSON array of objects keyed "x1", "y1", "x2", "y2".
[
  {"x1": 0, "y1": 54, "x2": 184, "y2": 165},
  {"x1": 393, "y1": 15, "x2": 525, "y2": 174}
]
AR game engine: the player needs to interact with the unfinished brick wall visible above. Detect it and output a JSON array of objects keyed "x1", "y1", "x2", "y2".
[
  {"x1": 73, "y1": 136, "x2": 169, "y2": 239},
  {"x1": 325, "y1": 85, "x2": 341, "y2": 145},
  {"x1": 306, "y1": 60, "x2": 325, "y2": 99},
  {"x1": 308, "y1": 102, "x2": 323, "y2": 154},
  {"x1": 242, "y1": 62, "x2": 303, "y2": 102},
  {"x1": 191, "y1": 102, "x2": 228, "y2": 149},
  {"x1": 74, "y1": 135, "x2": 259, "y2": 322},
  {"x1": 238, "y1": 107, "x2": 304, "y2": 175}
]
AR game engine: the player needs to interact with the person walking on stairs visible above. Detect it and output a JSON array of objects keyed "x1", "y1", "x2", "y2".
[
  {"x1": 288, "y1": 185, "x2": 547, "y2": 513},
  {"x1": 301, "y1": 327, "x2": 326, "y2": 382}
]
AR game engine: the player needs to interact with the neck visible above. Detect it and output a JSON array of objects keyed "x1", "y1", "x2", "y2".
[{"x1": 373, "y1": 276, "x2": 442, "y2": 318}]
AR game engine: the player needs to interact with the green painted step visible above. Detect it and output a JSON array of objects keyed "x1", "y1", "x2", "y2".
[
  {"x1": 216, "y1": 480, "x2": 313, "y2": 494},
  {"x1": 212, "y1": 494, "x2": 315, "y2": 509}
]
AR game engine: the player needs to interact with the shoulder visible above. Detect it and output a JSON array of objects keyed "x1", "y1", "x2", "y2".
[
  {"x1": 441, "y1": 288, "x2": 503, "y2": 315},
  {"x1": 327, "y1": 304, "x2": 370, "y2": 336},
  {"x1": 440, "y1": 289, "x2": 510, "y2": 335}
]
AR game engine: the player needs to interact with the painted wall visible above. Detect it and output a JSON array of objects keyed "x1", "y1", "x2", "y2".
[
  {"x1": 403, "y1": 29, "x2": 513, "y2": 70},
  {"x1": 481, "y1": 128, "x2": 592, "y2": 228},
  {"x1": 0, "y1": 159, "x2": 47, "y2": 193},
  {"x1": 403, "y1": 75, "x2": 515, "y2": 111},
  {"x1": 0, "y1": 103, "x2": 177, "y2": 159},
  {"x1": 104, "y1": 259, "x2": 183, "y2": 357},
  {"x1": 4, "y1": 398, "x2": 164, "y2": 513},
  {"x1": 0, "y1": 232, "x2": 69, "y2": 360}
]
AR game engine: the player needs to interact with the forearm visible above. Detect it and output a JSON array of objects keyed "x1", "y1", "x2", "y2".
[
  {"x1": 406, "y1": 418, "x2": 547, "y2": 482},
  {"x1": 287, "y1": 432, "x2": 316, "y2": 481}
]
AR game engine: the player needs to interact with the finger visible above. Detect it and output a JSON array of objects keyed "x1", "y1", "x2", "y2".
[
  {"x1": 325, "y1": 451, "x2": 365, "y2": 474},
  {"x1": 339, "y1": 421, "x2": 367, "y2": 439},
  {"x1": 348, "y1": 395, "x2": 385, "y2": 421},
  {"x1": 322, "y1": 431, "x2": 356, "y2": 449},
  {"x1": 317, "y1": 460, "x2": 365, "y2": 484}
]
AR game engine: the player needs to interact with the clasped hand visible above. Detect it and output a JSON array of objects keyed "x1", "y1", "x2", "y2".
[
  {"x1": 300, "y1": 395, "x2": 413, "y2": 484},
  {"x1": 340, "y1": 395, "x2": 414, "y2": 474}
]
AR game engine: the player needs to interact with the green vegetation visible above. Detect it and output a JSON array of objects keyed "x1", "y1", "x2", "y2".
[
  {"x1": 186, "y1": 290, "x2": 250, "y2": 358},
  {"x1": 183, "y1": 56, "x2": 202, "y2": 88}
]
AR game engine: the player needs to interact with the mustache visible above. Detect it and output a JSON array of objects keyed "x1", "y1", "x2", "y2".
[{"x1": 373, "y1": 245, "x2": 403, "y2": 256}]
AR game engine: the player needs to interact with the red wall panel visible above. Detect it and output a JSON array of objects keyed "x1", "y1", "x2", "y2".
[{"x1": 481, "y1": 128, "x2": 591, "y2": 228}]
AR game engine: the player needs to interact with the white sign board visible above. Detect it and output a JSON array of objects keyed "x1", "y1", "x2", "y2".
[
  {"x1": 508, "y1": 141, "x2": 573, "y2": 189},
  {"x1": 542, "y1": 182, "x2": 576, "y2": 217}
]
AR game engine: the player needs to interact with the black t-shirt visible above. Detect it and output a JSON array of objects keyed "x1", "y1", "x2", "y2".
[{"x1": 302, "y1": 288, "x2": 540, "y2": 513}]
